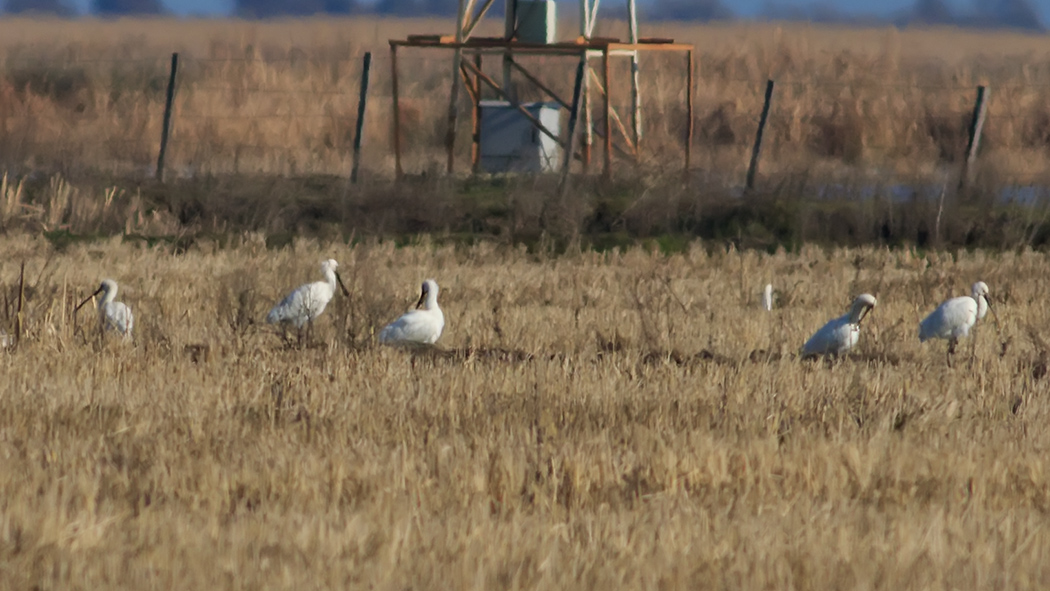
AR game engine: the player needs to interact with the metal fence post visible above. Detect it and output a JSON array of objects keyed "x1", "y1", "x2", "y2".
[
  {"x1": 350, "y1": 52, "x2": 372, "y2": 184},
  {"x1": 960, "y1": 85, "x2": 989, "y2": 190},
  {"x1": 746, "y1": 79, "x2": 775, "y2": 191},
  {"x1": 558, "y1": 59, "x2": 588, "y2": 197},
  {"x1": 156, "y1": 52, "x2": 179, "y2": 182}
]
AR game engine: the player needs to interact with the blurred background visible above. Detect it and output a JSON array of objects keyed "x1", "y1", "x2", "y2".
[{"x1": 2, "y1": 0, "x2": 1047, "y2": 32}]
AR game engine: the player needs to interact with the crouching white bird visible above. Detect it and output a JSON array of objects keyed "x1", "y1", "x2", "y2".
[
  {"x1": 76, "y1": 279, "x2": 133, "y2": 338},
  {"x1": 267, "y1": 259, "x2": 349, "y2": 331},
  {"x1": 801, "y1": 293, "x2": 877, "y2": 358},
  {"x1": 379, "y1": 279, "x2": 444, "y2": 345},
  {"x1": 919, "y1": 281, "x2": 995, "y2": 366}
]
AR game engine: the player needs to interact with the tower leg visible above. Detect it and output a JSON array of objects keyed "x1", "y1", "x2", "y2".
[
  {"x1": 446, "y1": 0, "x2": 469, "y2": 175},
  {"x1": 627, "y1": 0, "x2": 641, "y2": 151}
]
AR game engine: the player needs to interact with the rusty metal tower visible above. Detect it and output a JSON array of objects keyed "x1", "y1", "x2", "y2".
[{"x1": 388, "y1": 0, "x2": 694, "y2": 178}]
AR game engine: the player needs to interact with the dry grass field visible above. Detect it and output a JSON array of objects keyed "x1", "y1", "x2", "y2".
[
  {"x1": 2, "y1": 234, "x2": 1050, "y2": 589},
  {"x1": 3, "y1": 17, "x2": 1050, "y2": 181}
]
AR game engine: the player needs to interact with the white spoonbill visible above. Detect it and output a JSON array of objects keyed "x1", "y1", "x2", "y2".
[
  {"x1": 76, "y1": 279, "x2": 133, "y2": 338},
  {"x1": 919, "y1": 281, "x2": 995, "y2": 366},
  {"x1": 379, "y1": 279, "x2": 444, "y2": 345},
  {"x1": 266, "y1": 259, "x2": 349, "y2": 330},
  {"x1": 801, "y1": 293, "x2": 877, "y2": 358}
]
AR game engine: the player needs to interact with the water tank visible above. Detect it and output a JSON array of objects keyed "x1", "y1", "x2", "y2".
[
  {"x1": 515, "y1": 0, "x2": 556, "y2": 44},
  {"x1": 479, "y1": 101, "x2": 562, "y2": 173}
]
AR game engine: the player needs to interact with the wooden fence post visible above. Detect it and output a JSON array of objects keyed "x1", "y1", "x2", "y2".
[
  {"x1": 959, "y1": 85, "x2": 989, "y2": 190},
  {"x1": 746, "y1": 79, "x2": 775, "y2": 191},
  {"x1": 390, "y1": 44, "x2": 403, "y2": 180},
  {"x1": 156, "y1": 52, "x2": 179, "y2": 182},
  {"x1": 350, "y1": 52, "x2": 372, "y2": 184}
]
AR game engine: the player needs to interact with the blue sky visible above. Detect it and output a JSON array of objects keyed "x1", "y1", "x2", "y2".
[{"x1": 64, "y1": 0, "x2": 1050, "y2": 22}]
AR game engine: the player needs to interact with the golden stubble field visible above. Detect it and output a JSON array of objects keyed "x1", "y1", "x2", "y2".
[{"x1": 1, "y1": 234, "x2": 1049, "y2": 589}]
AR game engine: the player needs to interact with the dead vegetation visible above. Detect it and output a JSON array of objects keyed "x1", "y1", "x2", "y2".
[
  {"x1": 3, "y1": 169, "x2": 1050, "y2": 253},
  {"x1": 2, "y1": 19, "x2": 1050, "y2": 183},
  {"x1": 1, "y1": 236, "x2": 1050, "y2": 589},
  {"x1": 2, "y1": 17, "x2": 1050, "y2": 587}
]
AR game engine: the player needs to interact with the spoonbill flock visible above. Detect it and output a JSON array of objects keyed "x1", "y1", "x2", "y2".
[
  {"x1": 69, "y1": 258, "x2": 999, "y2": 367},
  {"x1": 791, "y1": 280, "x2": 997, "y2": 363}
]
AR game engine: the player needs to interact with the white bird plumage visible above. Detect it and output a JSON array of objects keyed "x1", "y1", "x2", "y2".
[
  {"x1": 79, "y1": 279, "x2": 133, "y2": 338},
  {"x1": 379, "y1": 279, "x2": 444, "y2": 345},
  {"x1": 919, "y1": 281, "x2": 992, "y2": 365},
  {"x1": 267, "y1": 259, "x2": 346, "y2": 329},
  {"x1": 802, "y1": 293, "x2": 877, "y2": 358},
  {"x1": 762, "y1": 283, "x2": 774, "y2": 311}
]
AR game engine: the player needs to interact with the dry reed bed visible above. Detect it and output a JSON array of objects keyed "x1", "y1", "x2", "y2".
[
  {"x1": 4, "y1": 19, "x2": 1050, "y2": 180},
  {"x1": 1, "y1": 234, "x2": 1049, "y2": 589}
]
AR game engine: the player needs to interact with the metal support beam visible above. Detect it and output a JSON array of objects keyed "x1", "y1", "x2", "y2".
[
  {"x1": 508, "y1": 59, "x2": 570, "y2": 110},
  {"x1": 390, "y1": 39, "x2": 695, "y2": 53},
  {"x1": 587, "y1": 0, "x2": 602, "y2": 37},
  {"x1": 509, "y1": 57, "x2": 624, "y2": 155},
  {"x1": 580, "y1": 0, "x2": 590, "y2": 40},
  {"x1": 471, "y1": 52, "x2": 483, "y2": 174},
  {"x1": 560, "y1": 60, "x2": 588, "y2": 194},
  {"x1": 502, "y1": 0, "x2": 516, "y2": 96},
  {"x1": 685, "y1": 48, "x2": 694, "y2": 180},
  {"x1": 461, "y1": 59, "x2": 564, "y2": 148},
  {"x1": 582, "y1": 75, "x2": 592, "y2": 171},
  {"x1": 445, "y1": 0, "x2": 469, "y2": 174},
  {"x1": 602, "y1": 46, "x2": 612, "y2": 178},
  {"x1": 460, "y1": 0, "x2": 479, "y2": 36},
  {"x1": 627, "y1": 0, "x2": 642, "y2": 147},
  {"x1": 580, "y1": 0, "x2": 592, "y2": 171},
  {"x1": 464, "y1": 0, "x2": 497, "y2": 37},
  {"x1": 460, "y1": 63, "x2": 477, "y2": 102},
  {"x1": 589, "y1": 69, "x2": 636, "y2": 153}
]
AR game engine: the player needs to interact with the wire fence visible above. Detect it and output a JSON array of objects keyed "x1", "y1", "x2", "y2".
[{"x1": 2, "y1": 50, "x2": 1050, "y2": 188}]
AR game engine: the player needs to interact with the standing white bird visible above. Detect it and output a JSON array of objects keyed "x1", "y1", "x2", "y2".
[
  {"x1": 379, "y1": 279, "x2": 444, "y2": 345},
  {"x1": 762, "y1": 283, "x2": 774, "y2": 311},
  {"x1": 76, "y1": 279, "x2": 133, "y2": 338},
  {"x1": 919, "y1": 281, "x2": 994, "y2": 366},
  {"x1": 266, "y1": 259, "x2": 349, "y2": 331},
  {"x1": 801, "y1": 293, "x2": 877, "y2": 358}
]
